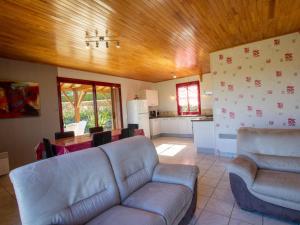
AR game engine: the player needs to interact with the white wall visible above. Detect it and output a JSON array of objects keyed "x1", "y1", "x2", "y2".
[
  {"x1": 57, "y1": 67, "x2": 153, "y2": 126},
  {"x1": 0, "y1": 58, "x2": 60, "y2": 168},
  {"x1": 211, "y1": 32, "x2": 300, "y2": 155},
  {"x1": 153, "y1": 73, "x2": 213, "y2": 113}
]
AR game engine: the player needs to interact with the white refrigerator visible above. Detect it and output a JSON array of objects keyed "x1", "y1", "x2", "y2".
[{"x1": 127, "y1": 100, "x2": 150, "y2": 138}]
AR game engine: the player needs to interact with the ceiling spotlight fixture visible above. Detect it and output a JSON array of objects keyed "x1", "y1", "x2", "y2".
[
  {"x1": 172, "y1": 72, "x2": 177, "y2": 79},
  {"x1": 173, "y1": 75, "x2": 177, "y2": 78},
  {"x1": 85, "y1": 29, "x2": 120, "y2": 49}
]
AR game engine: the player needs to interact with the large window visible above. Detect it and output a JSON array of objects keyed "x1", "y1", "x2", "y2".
[
  {"x1": 176, "y1": 81, "x2": 201, "y2": 115},
  {"x1": 57, "y1": 78, "x2": 123, "y2": 135}
]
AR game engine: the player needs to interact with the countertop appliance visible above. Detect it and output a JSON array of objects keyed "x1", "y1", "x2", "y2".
[
  {"x1": 149, "y1": 110, "x2": 157, "y2": 118},
  {"x1": 127, "y1": 100, "x2": 150, "y2": 138}
]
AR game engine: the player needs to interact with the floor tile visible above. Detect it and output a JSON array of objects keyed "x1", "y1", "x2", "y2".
[
  {"x1": 196, "y1": 209, "x2": 230, "y2": 225},
  {"x1": 205, "y1": 198, "x2": 234, "y2": 217},
  {"x1": 205, "y1": 170, "x2": 224, "y2": 179},
  {"x1": 197, "y1": 184, "x2": 215, "y2": 197},
  {"x1": 217, "y1": 179, "x2": 232, "y2": 191},
  {"x1": 263, "y1": 216, "x2": 298, "y2": 225},
  {"x1": 199, "y1": 175, "x2": 220, "y2": 187},
  {"x1": 197, "y1": 196, "x2": 210, "y2": 209},
  {"x1": 228, "y1": 218, "x2": 253, "y2": 225},
  {"x1": 212, "y1": 186, "x2": 235, "y2": 204},
  {"x1": 231, "y1": 204, "x2": 263, "y2": 225}
]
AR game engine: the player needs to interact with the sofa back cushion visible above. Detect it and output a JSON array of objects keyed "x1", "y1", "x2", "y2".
[
  {"x1": 10, "y1": 148, "x2": 120, "y2": 225},
  {"x1": 237, "y1": 127, "x2": 300, "y2": 157},
  {"x1": 237, "y1": 128, "x2": 300, "y2": 172},
  {"x1": 100, "y1": 136, "x2": 159, "y2": 201},
  {"x1": 247, "y1": 153, "x2": 300, "y2": 173}
]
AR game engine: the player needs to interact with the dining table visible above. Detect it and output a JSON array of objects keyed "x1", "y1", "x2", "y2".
[
  {"x1": 35, "y1": 129, "x2": 122, "y2": 160},
  {"x1": 35, "y1": 128, "x2": 145, "y2": 160}
]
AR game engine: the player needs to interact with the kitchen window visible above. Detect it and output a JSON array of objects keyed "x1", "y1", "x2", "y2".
[{"x1": 176, "y1": 81, "x2": 201, "y2": 115}]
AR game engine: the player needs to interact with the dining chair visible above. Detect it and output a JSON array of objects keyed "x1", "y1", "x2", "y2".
[
  {"x1": 120, "y1": 128, "x2": 129, "y2": 139},
  {"x1": 102, "y1": 131, "x2": 112, "y2": 144},
  {"x1": 89, "y1": 126, "x2": 104, "y2": 134},
  {"x1": 43, "y1": 138, "x2": 56, "y2": 158},
  {"x1": 92, "y1": 131, "x2": 112, "y2": 147},
  {"x1": 128, "y1": 124, "x2": 139, "y2": 137},
  {"x1": 54, "y1": 131, "x2": 75, "y2": 140}
]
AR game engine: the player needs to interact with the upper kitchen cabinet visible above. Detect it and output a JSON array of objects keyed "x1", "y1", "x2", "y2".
[{"x1": 140, "y1": 89, "x2": 159, "y2": 107}]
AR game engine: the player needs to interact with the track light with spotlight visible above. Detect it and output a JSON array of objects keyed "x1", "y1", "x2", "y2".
[{"x1": 85, "y1": 29, "x2": 120, "y2": 49}]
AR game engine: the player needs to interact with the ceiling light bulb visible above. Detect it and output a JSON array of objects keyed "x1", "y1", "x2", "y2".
[
  {"x1": 173, "y1": 75, "x2": 177, "y2": 78},
  {"x1": 106, "y1": 42, "x2": 109, "y2": 48},
  {"x1": 116, "y1": 41, "x2": 120, "y2": 48}
]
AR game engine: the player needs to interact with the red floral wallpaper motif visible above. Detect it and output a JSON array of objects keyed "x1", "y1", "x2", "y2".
[{"x1": 211, "y1": 32, "x2": 300, "y2": 153}]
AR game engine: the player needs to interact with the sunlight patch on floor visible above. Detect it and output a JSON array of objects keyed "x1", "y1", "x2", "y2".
[{"x1": 155, "y1": 144, "x2": 186, "y2": 156}]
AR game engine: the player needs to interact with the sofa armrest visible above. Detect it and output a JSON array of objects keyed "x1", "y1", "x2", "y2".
[
  {"x1": 152, "y1": 163, "x2": 199, "y2": 191},
  {"x1": 227, "y1": 156, "x2": 257, "y2": 187}
]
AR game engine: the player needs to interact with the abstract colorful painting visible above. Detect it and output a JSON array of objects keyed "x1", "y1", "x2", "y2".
[{"x1": 0, "y1": 81, "x2": 40, "y2": 118}]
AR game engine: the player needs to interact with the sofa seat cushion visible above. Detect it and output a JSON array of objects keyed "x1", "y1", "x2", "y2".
[
  {"x1": 252, "y1": 169, "x2": 300, "y2": 204},
  {"x1": 123, "y1": 182, "x2": 192, "y2": 225},
  {"x1": 86, "y1": 205, "x2": 165, "y2": 225}
]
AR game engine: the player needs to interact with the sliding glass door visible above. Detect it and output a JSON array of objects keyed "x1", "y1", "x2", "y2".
[{"x1": 57, "y1": 78, "x2": 123, "y2": 135}]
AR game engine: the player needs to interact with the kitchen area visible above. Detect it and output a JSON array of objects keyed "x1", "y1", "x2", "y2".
[{"x1": 130, "y1": 74, "x2": 215, "y2": 154}]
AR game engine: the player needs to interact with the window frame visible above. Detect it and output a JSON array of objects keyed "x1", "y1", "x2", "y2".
[
  {"x1": 176, "y1": 81, "x2": 201, "y2": 115},
  {"x1": 57, "y1": 77, "x2": 123, "y2": 132}
]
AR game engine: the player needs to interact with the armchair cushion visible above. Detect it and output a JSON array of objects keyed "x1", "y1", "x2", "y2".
[
  {"x1": 228, "y1": 156, "x2": 257, "y2": 187},
  {"x1": 152, "y1": 163, "x2": 199, "y2": 191},
  {"x1": 252, "y1": 169, "x2": 300, "y2": 204}
]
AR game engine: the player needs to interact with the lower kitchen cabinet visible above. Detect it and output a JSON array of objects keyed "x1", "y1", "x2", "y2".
[
  {"x1": 149, "y1": 118, "x2": 160, "y2": 136},
  {"x1": 192, "y1": 120, "x2": 215, "y2": 153},
  {"x1": 150, "y1": 117, "x2": 196, "y2": 137}
]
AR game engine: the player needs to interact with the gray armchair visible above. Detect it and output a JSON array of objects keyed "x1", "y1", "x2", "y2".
[{"x1": 228, "y1": 128, "x2": 300, "y2": 223}]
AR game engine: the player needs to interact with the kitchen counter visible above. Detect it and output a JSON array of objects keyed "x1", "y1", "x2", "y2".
[
  {"x1": 149, "y1": 115, "x2": 213, "y2": 119},
  {"x1": 191, "y1": 118, "x2": 213, "y2": 122}
]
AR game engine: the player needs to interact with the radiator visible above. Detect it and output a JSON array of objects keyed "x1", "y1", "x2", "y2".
[{"x1": 0, "y1": 152, "x2": 9, "y2": 176}]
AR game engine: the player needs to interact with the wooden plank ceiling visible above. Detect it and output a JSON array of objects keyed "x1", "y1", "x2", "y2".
[{"x1": 0, "y1": 0, "x2": 299, "y2": 82}]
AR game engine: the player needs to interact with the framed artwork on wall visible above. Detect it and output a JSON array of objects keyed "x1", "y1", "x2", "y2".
[{"x1": 0, "y1": 81, "x2": 40, "y2": 118}]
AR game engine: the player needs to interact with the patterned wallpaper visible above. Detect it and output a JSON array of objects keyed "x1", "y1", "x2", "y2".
[{"x1": 210, "y1": 32, "x2": 300, "y2": 154}]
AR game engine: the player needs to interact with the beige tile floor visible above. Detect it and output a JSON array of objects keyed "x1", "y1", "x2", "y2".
[{"x1": 0, "y1": 137, "x2": 298, "y2": 225}]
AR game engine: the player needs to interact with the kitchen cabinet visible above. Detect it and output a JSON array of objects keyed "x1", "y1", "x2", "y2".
[
  {"x1": 192, "y1": 120, "x2": 215, "y2": 153},
  {"x1": 150, "y1": 118, "x2": 160, "y2": 137},
  {"x1": 140, "y1": 89, "x2": 159, "y2": 106},
  {"x1": 158, "y1": 117, "x2": 196, "y2": 135}
]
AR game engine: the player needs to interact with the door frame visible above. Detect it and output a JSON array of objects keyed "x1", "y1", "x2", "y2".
[{"x1": 57, "y1": 77, "x2": 123, "y2": 132}]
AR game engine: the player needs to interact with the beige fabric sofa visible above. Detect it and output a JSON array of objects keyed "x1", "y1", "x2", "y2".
[
  {"x1": 228, "y1": 127, "x2": 300, "y2": 223},
  {"x1": 9, "y1": 136, "x2": 198, "y2": 225}
]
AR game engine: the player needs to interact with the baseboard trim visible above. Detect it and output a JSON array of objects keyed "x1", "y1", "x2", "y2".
[
  {"x1": 196, "y1": 147, "x2": 215, "y2": 154},
  {"x1": 216, "y1": 150, "x2": 236, "y2": 158},
  {"x1": 159, "y1": 133, "x2": 193, "y2": 138}
]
